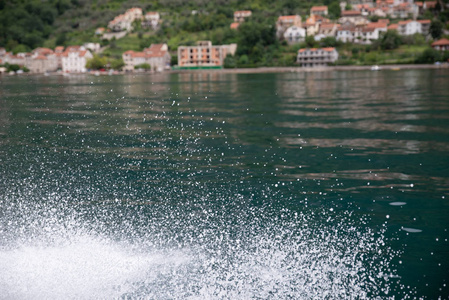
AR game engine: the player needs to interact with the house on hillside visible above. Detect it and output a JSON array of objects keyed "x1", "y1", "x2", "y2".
[
  {"x1": 234, "y1": 10, "x2": 252, "y2": 23},
  {"x1": 284, "y1": 26, "x2": 306, "y2": 44},
  {"x1": 431, "y1": 38, "x2": 449, "y2": 51},
  {"x1": 396, "y1": 19, "x2": 430, "y2": 35},
  {"x1": 297, "y1": 47, "x2": 338, "y2": 67},
  {"x1": 310, "y1": 6, "x2": 328, "y2": 16},
  {"x1": 230, "y1": 22, "x2": 240, "y2": 29},
  {"x1": 177, "y1": 41, "x2": 237, "y2": 68},
  {"x1": 108, "y1": 7, "x2": 143, "y2": 32},
  {"x1": 304, "y1": 14, "x2": 331, "y2": 36},
  {"x1": 142, "y1": 12, "x2": 160, "y2": 30},
  {"x1": 338, "y1": 10, "x2": 369, "y2": 25},
  {"x1": 276, "y1": 15, "x2": 302, "y2": 39}
]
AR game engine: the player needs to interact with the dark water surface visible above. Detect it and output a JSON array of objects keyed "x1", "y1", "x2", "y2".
[{"x1": 0, "y1": 70, "x2": 448, "y2": 299}]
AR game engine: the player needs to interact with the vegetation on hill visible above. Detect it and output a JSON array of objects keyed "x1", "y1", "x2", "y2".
[{"x1": 1, "y1": 0, "x2": 449, "y2": 67}]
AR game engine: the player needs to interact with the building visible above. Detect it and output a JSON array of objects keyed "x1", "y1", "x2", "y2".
[
  {"x1": 276, "y1": 15, "x2": 302, "y2": 39},
  {"x1": 122, "y1": 43, "x2": 171, "y2": 72},
  {"x1": 234, "y1": 10, "x2": 252, "y2": 23},
  {"x1": 297, "y1": 47, "x2": 338, "y2": 67},
  {"x1": 304, "y1": 14, "x2": 331, "y2": 36},
  {"x1": 83, "y1": 43, "x2": 101, "y2": 53},
  {"x1": 318, "y1": 23, "x2": 340, "y2": 37},
  {"x1": 177, "y1": 41, "x2": 237, "y2": 68},
  {"x1": 61, "y1": 46, "x2": 93, "y2": 73},
  {"x1": 338, "y1": 10, "x2": 369, "y2": 25},
  {"x1": 142, "y1": 12, "x2": 160, "y2": 30},
  {"x1": 310, "y1": 6, "x2": 328, "y2": 16},
  {"x1": 337, "y1": 22, "x2": 387, "y2": 44},
  {"x1": 283, "y1": 26, "x2": 306, "y2": 44},
  {"x1": 431, "y1": 38, "x2": 449, "y2": 51},
  {"x1": 396, "y1": 19, "x2": 430, "y2": 35},
  {"x1": 95, "y1": 27, "x2": 105, "y2": 35},
  {"x1": 26, "y1": 47, "x2": 58, "y2": 73},
  {"x1": 108, "y1": 7, "x2": 143, "y2": 32}
]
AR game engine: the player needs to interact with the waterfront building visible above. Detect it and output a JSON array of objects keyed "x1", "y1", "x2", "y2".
[
  {"x1": 177, "y1": 41, "x2": 237, "y2": 68},
  {"x1": 61, "y1": 46, "x2": 93, "y2": 73},
  {"x1": 26, "y1": 48, "x2": 58, "y2": 73},
  {"x1": 297, "y1": 47, "x2": 338, "y2": 67},
  {"x1": 122, "y1": 43, "x2": 171, "y2": 72}
]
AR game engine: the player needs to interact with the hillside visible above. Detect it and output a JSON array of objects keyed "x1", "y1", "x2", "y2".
[{"x1": 1, "y1": 0, "x2": 448, "y2": 68}]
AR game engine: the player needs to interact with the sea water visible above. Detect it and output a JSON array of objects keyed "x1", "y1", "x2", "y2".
[{"x1": 0, "y1": 70, "x2": 448, "y2": 299}]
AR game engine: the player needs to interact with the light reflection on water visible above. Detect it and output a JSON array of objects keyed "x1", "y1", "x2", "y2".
[{"x1": 0, "y1": 70, "x2": 448, "y2": 298}]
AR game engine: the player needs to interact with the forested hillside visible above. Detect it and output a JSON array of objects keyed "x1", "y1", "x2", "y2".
[
  {"x1": 1, "y1": 0, "x2": 448, "y2": 67},
  {"x1": 0, "y1": 0, "x2": 320, "y2": 51}
]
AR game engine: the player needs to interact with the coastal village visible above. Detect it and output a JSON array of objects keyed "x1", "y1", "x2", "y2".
[{"x1": 1, "y1": 0, "x2": 448, "y2": 74}]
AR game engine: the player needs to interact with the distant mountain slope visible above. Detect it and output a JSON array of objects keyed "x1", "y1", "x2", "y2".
[{"x1": 0, "y1": 0, "x2": 318, "y2": 52}]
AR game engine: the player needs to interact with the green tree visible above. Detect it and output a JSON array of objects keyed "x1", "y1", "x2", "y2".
[
  {"x1": 110, "y1": 58, "x2": 125, "y2": 70},
  {"x1": 223, "y1": 55, "x2": 236, "y2": 68},
  {"x1": 415, "y1": 48, "x2": 441, "y2": 63},
  {"x1": 135, "y1": 63, "x2": 151, "y2": 70},
  {"x1": 328, "y1": 1, "x2": 341, "y2": 19},
  {"x1": 430, "y1": 20, "x2": 443, "y2": 39},
  {"x1": 381, "y1": 30, "x2": 402, "y2": 50},
  {"x1": 86, "y1": 55, "x2": 107, "y2": 70}
]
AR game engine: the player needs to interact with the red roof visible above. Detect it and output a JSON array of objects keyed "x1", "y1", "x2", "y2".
[
  {"x1": 230, "y1": 22, "x2": 240, "y2": 29},
  {"x1": 341, "y1": 10, "x2": 362, "y2": 16},
  {"x1": 418, "y1": 19, "x2": 431, "y2": 24},
  {"x1": 234, "y1": 10, "x2": 251, "y2": 15},
  {"x1": 311, "y1": 6, "x2": 328, "y2": 11},
  {"x1": 278, "y1": 15, "x2": 299, "y2": 21},
  {"x1": 388, "y1": 24, "x2": 398, "y2": 30},
  {"x1": 366, "y1": 22, "x2": 387, "y2": 29},
  {"x1": 431, "y1": 38, "x2": 449, "y2": 46}
]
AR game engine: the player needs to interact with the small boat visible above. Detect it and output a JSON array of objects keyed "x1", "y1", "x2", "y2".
[{"x1": 371, "y1": 65, "x2": 381, "y2": 71}]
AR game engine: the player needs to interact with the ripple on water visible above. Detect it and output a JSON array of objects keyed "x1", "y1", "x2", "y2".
[
  {"x1": 389, "y1": 202, "x2": 407, "y2": 206},
  {"x1": 401, "y1": 227, "x2": 423, "y2": 233}
]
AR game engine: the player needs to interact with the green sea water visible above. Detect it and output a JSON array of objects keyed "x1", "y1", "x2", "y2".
[{"x1": 0, "y1": 70, "x2": 448, "y2": 299}]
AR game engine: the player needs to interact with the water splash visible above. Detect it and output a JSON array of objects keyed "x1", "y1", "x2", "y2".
[{"x1": 0, "y1": 192, "x2": 402, "y2": 299}]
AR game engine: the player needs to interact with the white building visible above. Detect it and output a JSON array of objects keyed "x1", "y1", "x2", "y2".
[
  {"x1": 276, "y1": 15, "x2": 302, "y2": 39},
  {"x1": 108, "y1": 7, "x2": 143, "y2": 32},
  {"x1": 283, "y1": 26, "x2": 306, "y2": 44},
  {"x1": 61, "y1": 46, "x2": 93, "y2": 73},
  {"x1": 142, "y1": 12, "x2": 160, "y2": 30},
  {"x1": 397, "y1": 20, "x2": 430, "y2": 35},
  {"x1": 234, "y1": 10, "x2": 252, "y2": 23},
  {"x1": 297, "y1": 47, "x2": 338, "y2": 67}
]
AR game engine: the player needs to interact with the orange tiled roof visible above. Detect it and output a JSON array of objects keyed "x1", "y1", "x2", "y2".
[
  {"x1": 234, "y1": 10, "x2": 251, "y2": 15},
  {"x1": 230, "y1": 22, "x2": 240, "y2": 29},
  {"x1": 418, "y1": 19, "x2": 431, "y2": 24},
  {"x1": 311, "y1": 6, "x2": 328, "y2": 11},
  {"x1": 341, "y1": 10, "x2": 362, "y2": 16},
  {"x1": 278, "y1": 15, "x2": 299, "y2": 21},
  {"x1": 431, "y1": 38, "x2": 449, "y2": 46},
  {"x1": 388, "y1": 24, "x2": 398, "y2": 30}
]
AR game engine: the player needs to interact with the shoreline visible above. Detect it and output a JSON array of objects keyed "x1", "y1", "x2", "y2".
[
  {"x1": 168, "y1": 63, "x2": 449, "y2": 74},
  {"x1": 2, "y1": 63, "x2": 448, "y2": 77}
]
